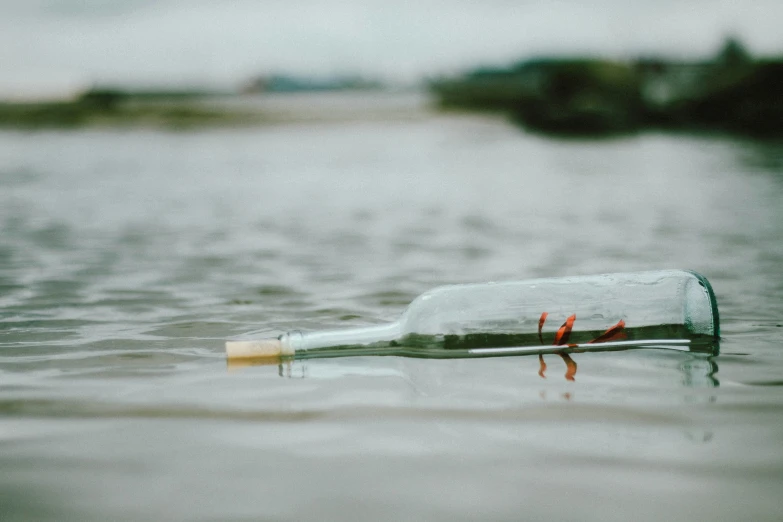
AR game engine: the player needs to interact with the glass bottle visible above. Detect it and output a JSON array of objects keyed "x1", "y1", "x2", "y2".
[{"x1": 225, "y1": 269, "x2": 720, "y2": 361}]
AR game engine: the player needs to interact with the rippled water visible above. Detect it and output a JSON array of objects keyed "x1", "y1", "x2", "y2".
[{"x1": 1, "y1": 93, "x2": 783, "y2": 521}]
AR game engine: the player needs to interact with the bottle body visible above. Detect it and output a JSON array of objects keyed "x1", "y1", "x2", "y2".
[{"x1": 227, "y1": 270, "x2": 719, "y2": 360}]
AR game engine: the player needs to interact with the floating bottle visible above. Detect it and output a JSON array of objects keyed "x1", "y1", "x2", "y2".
[{"x1": 225, "y1": 269, "x2": 720, "y2": 362}]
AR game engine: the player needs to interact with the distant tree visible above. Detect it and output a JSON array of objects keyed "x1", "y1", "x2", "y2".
[{"x1": 717, "y1": 37, "x2": 751, "y2": 66}]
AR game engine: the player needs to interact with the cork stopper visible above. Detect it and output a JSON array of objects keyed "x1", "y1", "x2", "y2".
[
  {"x1": 226, "y1": 355, "x2": 282, "y2": 370},
  {"x1": 225, "y1": 338, "x2": 291, "y2": 359}
]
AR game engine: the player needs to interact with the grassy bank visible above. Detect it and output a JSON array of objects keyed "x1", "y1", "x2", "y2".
[{"x1": 0, "y1": 88, "x2": 265, "y2": 130}]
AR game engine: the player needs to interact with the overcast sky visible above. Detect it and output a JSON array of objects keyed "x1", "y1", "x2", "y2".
[{"x1": 2, "y1": 0, "x2": 782, "y2": 95}]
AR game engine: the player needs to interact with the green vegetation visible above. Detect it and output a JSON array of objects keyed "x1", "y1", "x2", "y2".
[
  {"x1": 430, "y1": 39, "x2": 783, "y2": 137},
  {"x1": 0, "y1": 88, "x2": 264, "y2": 130}
]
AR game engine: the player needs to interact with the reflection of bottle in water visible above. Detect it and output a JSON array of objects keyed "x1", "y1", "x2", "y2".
[
  {"x1": 678, "y1": 355, "x2": 719, "y2": 441},
  {"x1": 226, "y1": 270, "x2": 720, "y2": 362},
  {"x1": 680, "y1": 356, "x2": 719, "y2": 389}
]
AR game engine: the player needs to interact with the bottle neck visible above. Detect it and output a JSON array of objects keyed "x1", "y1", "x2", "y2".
[{"x1": 284, "y1": 321, "x2": 402, "y2": 354}]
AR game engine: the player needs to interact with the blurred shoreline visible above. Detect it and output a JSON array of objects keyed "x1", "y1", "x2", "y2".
[
  {"x1": 1, "y1": 40, "x2": 781, "y2": 138},
  {"x1": 0, "y1": 87, "x2": 431, "y2": 130},
  {"x1": 430, "y1": 39, "x2": 783, "y2": 138}
]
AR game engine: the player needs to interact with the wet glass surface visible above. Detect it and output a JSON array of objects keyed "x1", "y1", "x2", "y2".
[{"x1": 1, "y1": 93, "x2": 782, "y2": 521}]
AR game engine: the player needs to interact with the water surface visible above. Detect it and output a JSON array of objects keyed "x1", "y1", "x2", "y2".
[{"x1": 1, "y1": 93, "x2": 782, "y2": 521}]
